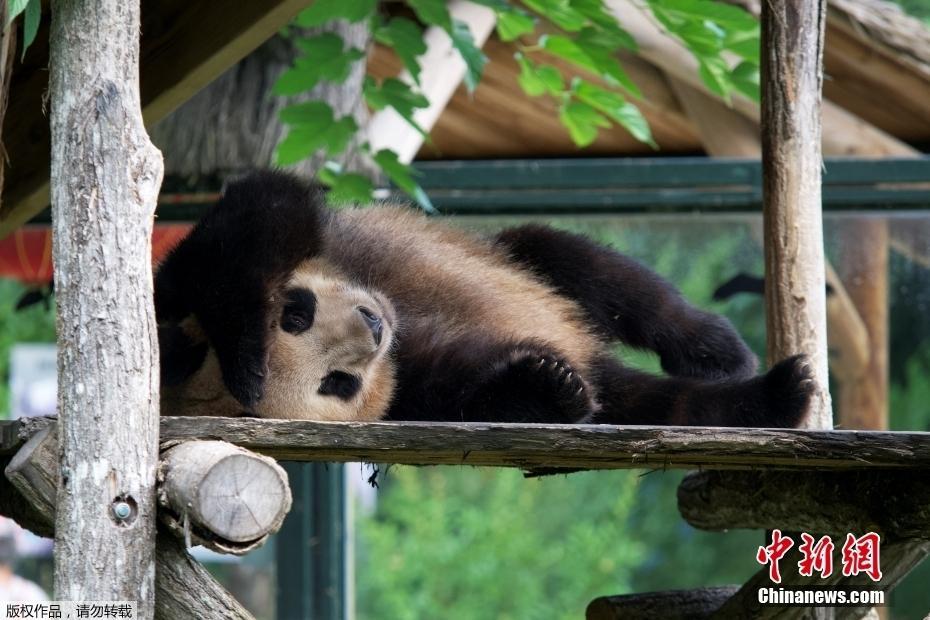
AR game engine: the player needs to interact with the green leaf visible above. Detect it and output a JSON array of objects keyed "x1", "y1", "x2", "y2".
[
  {"x1": 725, "y1": 29, "x2": 760, "y2": 64},
  {"x1": 21, "y1": 0, "x2": 40, "y2": 59},
  {"x1": 408, "y1": 0, "x2": 453, "y2": 32},
  {"x1": 496, "y1": 10, "x2": 535, "y2": 42},
  {"x1": 450, "y1": 19, "x2": 488, "y2": 93},
  {"x1": 515, "y1": 54, "x2": 563, "y2": 97},
  {"x1": 569, "y1": 0, "x2": 637, "y2": 50},
  {"x1": 363, "y1": 77, "x2": 430, "y2": 135},
  {"x1": 543, "y1": 33, "x2": 641, "y2": 98},
  {"x1": 7, "y1": 0, "x2": 30, "y2": 23},
  {"x1": 294, "y1": 0, "x2": 377, "y2": 26},
  {"x1": 572, "y1": 80, "x2": 656, "y2": 147},
  {"x1": 275, "y1": 102, "x2": 358, "y2": 165},
  {"x1": 558, "y1": 100, "x2": 610, "y2": 147},
  {"x1": 375, "y1": 18, "x2": 428, "y2": 84},
  {"x1": 273, "y1": 34, "x2": 365, "y2": 95},
  {"x1": 647, "y1": 0, "x2": 757, "y2": 30},
  {"x1": 730, "y1": 60, "x2": 759, "y2": 102},
  {"x1": 516, "y1": 54, "x2": 547, "y2": 96},
  {"x1": 522, "y1": 0, "x2": 587, "y2": 31},
  {"x1": 319, "y1": 166, "x2": 376, "y2": 205},
  {"x1": 373, "y1": 149, "x2": 435, "y2": 212},
  {"x1": 697, "y1": 57, "x2": 731, "y2": 100}
]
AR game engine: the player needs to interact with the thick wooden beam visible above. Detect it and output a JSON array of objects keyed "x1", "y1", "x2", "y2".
[
  {"x1": 678, "y1": 470, "x2": 930, "y2": 538},
  {"x1": 586, "y1": 587, "x2": 738, "y2": 620},
  {"x1": 5, "y1": 418, "x2": 930, "y2": 472},
  {"x1": 0, "y1": 0, "x2": 311, "y2": 239},
  {"x1": 3, "y1": 427, "x2": 254, "y2": 620}
]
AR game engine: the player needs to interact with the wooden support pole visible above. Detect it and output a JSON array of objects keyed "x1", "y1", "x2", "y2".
[
  {"x1": 49, "y1": 0, "x2": 164, "y2": 610},
  {"x1": 158, "y1": 440, "x2": 292, "y2": 555},
  {"x1": 760, "y1": 0, "x2": 831, "y2": 430},
  {"x1": 4, "y1": 427, "x2": 255, "y2": 620},
  {"x1": 836, "y1": 220, "x2": 889, "y2": 430},
  {"x1": 678, "y1": 470, "x2": 930, "y2": 538}
]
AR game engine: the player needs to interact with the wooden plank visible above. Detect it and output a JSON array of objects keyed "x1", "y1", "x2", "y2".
[
  {"x1": 0, "y1": 0, "x2": 312, "y2": 239},
  {"x1": 4, "y1": 418, "x2": 930, "y2": 471}
]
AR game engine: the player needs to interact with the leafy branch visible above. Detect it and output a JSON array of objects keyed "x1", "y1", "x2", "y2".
[{"x1": 274, "y1": 0, "x2": 760, "y2": 208}]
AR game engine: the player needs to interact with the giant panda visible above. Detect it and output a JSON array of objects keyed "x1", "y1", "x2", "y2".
[{"x1": 155, "y1": 170, "x2": 813, "y2": 427}]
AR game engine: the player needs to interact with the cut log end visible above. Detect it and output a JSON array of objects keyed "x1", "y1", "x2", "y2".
[
  {"x1": 159, "y1": 440, "x2": 292, "y2": 554},
  {"x1": 197, "y1": 453, "x2": 290, "y2": 542}
]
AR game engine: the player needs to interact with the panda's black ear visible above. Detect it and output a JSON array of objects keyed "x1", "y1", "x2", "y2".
[{"x1": 154, "y1": 169, "x2": 329, "y2": 408}]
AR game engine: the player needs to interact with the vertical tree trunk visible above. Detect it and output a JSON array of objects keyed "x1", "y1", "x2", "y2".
[
  {"x1": 49, "y1": 0, "x2": 163, "y2": 613},
  {"x1": 761, "y1": 0, "x2": 832, "y2": 431}
]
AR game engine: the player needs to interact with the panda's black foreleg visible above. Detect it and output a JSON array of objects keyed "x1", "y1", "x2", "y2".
[
  {"x1": 155, "y1": 170, "x2": 330, "y2": 406},
  {"x1": 589, "y1": 354, "x2": 813, "y2": 428},
  {"x1": 388, "y1": 337, "x2": 595, "y2": 423},
  {"x1": 494, "y1": 225, "x2": 758, "y2": 381}
]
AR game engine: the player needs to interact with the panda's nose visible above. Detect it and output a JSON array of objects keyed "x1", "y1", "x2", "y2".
[{"x1": 358, "y1": 306, "x2": 383, "y2": 345}]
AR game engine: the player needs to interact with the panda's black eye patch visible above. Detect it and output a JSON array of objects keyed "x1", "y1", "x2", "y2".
[
  {"x1": 318, "y1": 371, "x2": 362, "y2": 400},
  {"x1": 281, "y1": 287, "x2": 316, "y2": 334}
]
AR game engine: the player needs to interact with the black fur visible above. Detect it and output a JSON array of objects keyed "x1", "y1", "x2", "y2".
[
  {"x1": 156, "y1": 171, "x2": 814, "y2": 428},
  {"x1": 155, "y1": 171, "x2": 328, "y2": 408},
  {"x1": 281, "y1": 287, "x2": 317, "y2": 335},
  {"x1": 318, "y1": 371, "x2": 363, "y2": 401}
]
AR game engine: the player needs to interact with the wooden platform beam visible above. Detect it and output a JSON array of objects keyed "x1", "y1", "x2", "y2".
[{"x1": 3, "y1": 417, "x2": 930, "y2": 472}]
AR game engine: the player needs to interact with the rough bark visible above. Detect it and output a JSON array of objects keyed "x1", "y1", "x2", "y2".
[
  {"x1": 151, "y1": 21, "x2": 375, "y2": 179},
  {"x1": 678, "y1": 470, "x2": 930, "y2": 538},
  {"x1": 837, "y1": 220, "x2": 889, "y2": 430},
  {"x1": 7, "y1": 417, "x2": 930, "y2": 472},
  {"x1": 49, "y1": 0, "x2": 164, "y2": 611},
  {"x1": 3, "y1": 427, "x2": 254, "y2": 620},
  {"x1": 586, "y1": 586, "x2": 738, "y2": 619},
  {"x1": 158, "y1": 440, "x2": 292, "y2": 555},
  {"x1": 760, "y1": 0, "x2": 832, "y2": 430}
]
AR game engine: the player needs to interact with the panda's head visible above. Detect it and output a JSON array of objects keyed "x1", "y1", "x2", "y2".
[
  {"x1": 255, "y1": 258, "x2": 397, "y2": 420},
  {"x1": 161, "y1": 257, "x2": 397, "y2": 421}
]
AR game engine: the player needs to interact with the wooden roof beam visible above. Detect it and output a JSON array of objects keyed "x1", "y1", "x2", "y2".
[{"x1": 0, "y1": 0, "x2": 313, "y2": 239}]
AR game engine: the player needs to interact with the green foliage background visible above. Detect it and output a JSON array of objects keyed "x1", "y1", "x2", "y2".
[{"x1": 0, "y1": 280, "x2": 56, "y2": 418}]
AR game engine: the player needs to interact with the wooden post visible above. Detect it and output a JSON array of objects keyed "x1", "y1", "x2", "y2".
[
  {"x1": 837, "y1": 220, "x2": 889, "y2": 430},
  {"x1": 49, "y1": 0, "x2": 164, "y2": 611},
  {"x1": 761, "y1": 0, "x2": 832, "y2": 430},
  {"x1": 4, "y1": 427, "x2": 255, "y2": 620}
]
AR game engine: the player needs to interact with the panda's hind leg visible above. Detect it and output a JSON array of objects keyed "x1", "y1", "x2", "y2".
[
  {"x1": 590, "y1": 354, "x2": 813, "y2": 428},
  {"x1": 495, "y1": 225, "x2": 758, "y2": 382}
]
